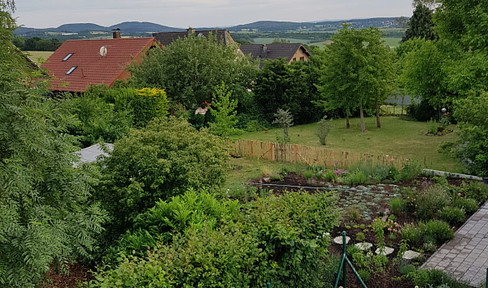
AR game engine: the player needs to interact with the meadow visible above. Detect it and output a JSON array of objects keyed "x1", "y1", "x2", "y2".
[{"x1": 231, "y1": 116, "x2": 462, "y2": 173}]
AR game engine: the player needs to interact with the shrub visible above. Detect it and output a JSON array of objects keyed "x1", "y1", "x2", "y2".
[
  {"x1": 452, "y1": 197, "x2": 479, "y2": 214},
  {"x1": 424, "y1": 220, "x2": 454, "y2": 245},
  {"x1": 304, "y1": 169, "x2": 314, "y2": 179},
  {"x1": 461, "y1": 181, "x2": 488, "y2": 204},
  {"x1": 416, "y1": 185, "x2": 451, "y2": 220},
  {"x1": 406, "y1": 99, "x2": 436, "y2": 121},
  {"x1": 356, "y1": 232, "x2": 366, "y2": 242},
  {"x1": 357, "y1": 269, "x2": 371, "y2": 282},
  {"x1": 344, "y1": 207, "x2": 361, "y2": 223},
  {"x1": 344, "y1": 171, "x2": 367, "y2": 185},
  {"x1": 324, "y1": 170, "x2": 338, "y2": 182},
  {"x1": 401, "y1": 223, "x2": 424, "y2": 246},
  {"x1": 411, "y1": 269, "x2": 470, "y2": 288},
  {"x1": 97, "y1": 117, "x2": 229, "y2": 242},
  {"x1": 316, "y1": 116, "x2": 331, "y2": 145},
  {"x1": 390, "y1": 197, "x2": 405, "y2": 214},
  {"x1": 439, "y1": 206, "x2": 465, "y2": 225},
  {"x1": 399, "y1": 159, "x2": 422, "y2": 180},
  {"x1": 91, "y1": 190, "x2": 340, "y2": 288}
]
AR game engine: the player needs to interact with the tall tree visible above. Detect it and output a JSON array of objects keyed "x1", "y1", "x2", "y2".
[
  {"x1": 317, "y1": 25, "x2": 394, "y2": 132},
  {"x1": 0, "y1": 5, "x2": 105, "y2": 287},
  {"x1": 402, "y1": 3, "x2": 437, "y2": 42},
  {"x1": 208, "y1": 82, "x2": 241, "y2": 138},
  {"x1": 129, "y1": 32, "x2": 257, "y2": 110}
]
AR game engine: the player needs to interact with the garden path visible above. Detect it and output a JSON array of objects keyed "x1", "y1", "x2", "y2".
[{"x1": 422, "y1": 201, "x2": 488, "y2": 287}]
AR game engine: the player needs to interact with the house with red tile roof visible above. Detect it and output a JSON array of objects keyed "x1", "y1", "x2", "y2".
[
  {"x1": 240, "y1": 43, "x2": 311, "y2": 65},
  {"x1": 41, "y1": 36, "x2": 159, "y2": 92}
]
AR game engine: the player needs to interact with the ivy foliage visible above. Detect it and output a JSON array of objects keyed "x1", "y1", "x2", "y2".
[{"x1": 0, "y1": 6, "x2": 106, "y2": 287}]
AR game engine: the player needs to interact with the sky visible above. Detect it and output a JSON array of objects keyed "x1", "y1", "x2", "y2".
[{"x1": 14, "y1": 0, "x2": 414, "y2": 29}]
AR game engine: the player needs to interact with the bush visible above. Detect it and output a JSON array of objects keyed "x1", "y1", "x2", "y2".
[
  {"x1": 304, "y1": 169, "x2": 314, "y2": 179},
  {"x1": 399, "y1": 159, "x2": 422, "y2": 180},
  {"x1": 97, "y1": 117, "x2": 229, "y2": 242},
  {"x1": 416, "y1": 185, "x2": 451, "y2": 220},
  {"x1": 344, "y1": 171, "x2": 367, "y2": 185},
  {"x1": 452, "y1": 197, "x2": 479, "y2": 214},
  {"x1": 424, "y1": 220, "x2": 454, "y2": 245},
  {"x1": 90, "y1": 190, "x2": 341, "y2": 288},
  {"x1": 439, "y1": 206, "x2": 465, "y2": 225},
  {"x1": 390, "y1": 197, "x2": 405, "y2": 214},
  {"x1": 324, "y1": 170, "x2": 338, "y2": 182},
  {"x1": 316, "y1": 116, "x2": 331, "y2": 145},
  {"x1": 356, "y1": 232, "x2": 366, "y2": 242},
  {"x1": 461, "y1": 181, "x2": 488, "y2": 204},
  {"x1": 411, "y1": 269, "x2": 470, "y2": 288},
  {"x1": 406, "y1": 99, "x2": 436, "y2": 121},
  {"x1": 401, "y1": 223, "x2": 424, "y2": 246}
]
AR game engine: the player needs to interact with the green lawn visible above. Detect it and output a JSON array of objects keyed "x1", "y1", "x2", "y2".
[
  {"x1": 232, "y1": 116, "x2": 462, "y2": 172},
  {"x1": 25, "y1": 51, "x2": 53, "y2": 65}
]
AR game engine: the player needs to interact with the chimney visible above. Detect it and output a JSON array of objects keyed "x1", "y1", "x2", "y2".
[
  {"x1": 187, "y1": 27, "x2": 195, "y2": 35},
  {"x1": 260, "y1": 44, "x2": 268, "y2": 58},
  {"x1": 112, "y1": 28, "x2": 121, "y2": 39}
]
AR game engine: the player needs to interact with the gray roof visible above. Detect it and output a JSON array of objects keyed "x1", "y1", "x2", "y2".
[
  {"x1": 240, "y1": 43, "x2": 310, "y2": 63},
  {"x1": 73, "y1": 143, "x2": 113, "y2": 167}
]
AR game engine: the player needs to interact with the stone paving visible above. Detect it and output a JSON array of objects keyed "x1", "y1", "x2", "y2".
[{"x1": 422, "y1": 201, "x2": 488, "y2": 287}]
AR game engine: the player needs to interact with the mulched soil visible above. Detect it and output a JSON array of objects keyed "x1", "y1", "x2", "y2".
[{"x1": 43, "y1": 263, "x2": 91, "y2": 288}]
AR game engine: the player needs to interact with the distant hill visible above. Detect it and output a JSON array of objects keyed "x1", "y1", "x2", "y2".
[
  {"x1": 228, "y1": 17, "x2": 406, "y2": 32},
  {"x1": 13, "y1": 21, "x2": 182, "y2": 39},
  {"x1": 13, "y1": 17, "x2": 406, "y2": 41}
]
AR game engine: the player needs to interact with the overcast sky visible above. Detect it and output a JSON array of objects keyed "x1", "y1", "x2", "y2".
[{"x1": 14, "y1": 0, "x2": 414, "y2": 29}]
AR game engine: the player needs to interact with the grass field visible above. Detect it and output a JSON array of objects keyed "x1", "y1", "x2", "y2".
[
  {"x1": 383, "y1": 37, "x2": 402, "y2": 48},
  {"x1": 25, "y1": 51, "x2": 53, "y2": 65},
  {"x1": 231, "y1": 116, "x2": 462, "y2": 173}
]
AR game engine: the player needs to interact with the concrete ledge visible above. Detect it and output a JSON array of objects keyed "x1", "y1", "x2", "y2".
[{"x1": 422, "y1": 169, "x2": 483, "y2": 181}]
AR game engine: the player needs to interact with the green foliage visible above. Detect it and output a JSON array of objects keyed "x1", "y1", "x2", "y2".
[
  {"x1": 303, "y1": 169, "x2": 314, "y2": 179},
  {"x1": 344, "y1": 207, "x2": 361, "y2": 224},
  {"x1": 273, "y1": 108, "x2": 294, "y2": 144},
  {"x1": 390, "y1": 197, "x2": 405, "y2": 214},
  {"x1": 401, "y1": 220, "x2": 454, "y2": 248},
  {"x1": 357, "y1": 269, "x2": 371, "y2": 282},
  {"x1": 439, "y1": 206, "x2": 465, "y2": 225},
  {"x1": 208, "y1": 82, "x2": 242, "y2": 138},
  {"x1": 400, "y1": 39, "x2": 448, "y2": 110},
  {"x1": 452, "y1": 93, "x2": 488, "y2": 177},
  {"x1": 344, "y1": 171, "x2": 367, "y2": 186},
  {"x1": 90, "y1": 190, "x2": 340, "y2": 288},
  {"x1": 129, "y1": 32, "x2": 256, "y2": 109},
  {"x1": 254, "y1": 59, "x2": 322, "y2": 125},
  {"x1": 96, "y1": 117, "x2": 229, "y2": 241},
  {"x1": 402, "y1": 4, "x2": 437, "y2": 42},
  {"x1": 356, "y1": 232, "x2": 366, "y2": 242},
  {"x1": 0, "y1": 8, "x2": 105, "y2": 287},
  {"x1": 458, "y1": 181, "x2": 488, "y2": 204},
  {"x1": 452, "y1": 197, "x2": 479, "y2": 214},
  {"x1": 316, "y1": 116, "x2": 331, "y2": 145},
  {"x1": 416, "y1": 185, "x2": 451, "y2": 220},
  {"x1": 405, "y1": 99, "x2": 437, "y2": 121},
  {"x1": 317, "y1": 24, "x2": 395, "y2": 131},
  {"x1": 410, "y1": 269, "x2": 470, "y2": 288}
]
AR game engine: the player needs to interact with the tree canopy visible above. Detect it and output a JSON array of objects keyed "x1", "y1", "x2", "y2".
[
  {"x1": 317, "y1": 25, "x2": 394, "y2": 131},
  {"x1": 129, "y1": 32, "x2": 257, "y2": 109},
  {"x1": 0, "y1": 6, "x2": 105, "y2": 287}
]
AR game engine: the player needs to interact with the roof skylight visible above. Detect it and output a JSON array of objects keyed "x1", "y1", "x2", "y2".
[
  {"x1": 62, "y1": 53, "x2": 73, "y2": 62},
  {"x1": 66, "y1": 66, "x2": 77, "y2": 75}
]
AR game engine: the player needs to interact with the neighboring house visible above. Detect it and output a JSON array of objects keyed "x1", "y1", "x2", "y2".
[
  {"x1": 73, "y1": 143, "x2": 113, "y2": 168},
  {"x1": 240, "y1": 43, "x2": 311, "y2": 64},
  {"x1": 41, "y1": 33, "x2": 159, "y2": 93},
  {"x1": 153, "y1": 28, "x2": 237, "y2": 47}
]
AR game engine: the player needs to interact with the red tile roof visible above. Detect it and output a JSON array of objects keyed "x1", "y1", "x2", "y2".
[{"x1": 41, "y1": 38, "x2": 157, "y2": 92}]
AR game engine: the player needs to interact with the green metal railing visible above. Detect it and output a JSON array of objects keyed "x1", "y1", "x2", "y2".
[{"x1": 334, "y1": 231, "x2": 368, "y2": 288}]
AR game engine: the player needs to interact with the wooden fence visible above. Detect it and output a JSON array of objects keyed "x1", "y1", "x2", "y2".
[{"x1": 230, "y1": 139, "x2": 405, "y2": 170}]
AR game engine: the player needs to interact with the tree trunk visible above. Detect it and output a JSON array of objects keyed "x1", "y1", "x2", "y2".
[
  {"x1": 376, "y1": 98, "x2": 381, "y2": 128},
  {"x1": 346, "y1": 114, "x2": 350, "y2": 129},
  {"x1": 359, "y1": 102, "x2": 366, "y2": 132}
]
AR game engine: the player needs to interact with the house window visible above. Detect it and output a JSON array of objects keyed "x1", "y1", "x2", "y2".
[
  {"x1": 66, "y1": 66, "x2": 77, "y2": 75},
  {"x1": 293, "y1": 57, "x2": 297, "y2": 61},
  {"x1": 300, "y1": 57, "x2": 305, "y2": 61},
  {"x1": 62, "y1": 53, "x2": 73, "y2": 62}
]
